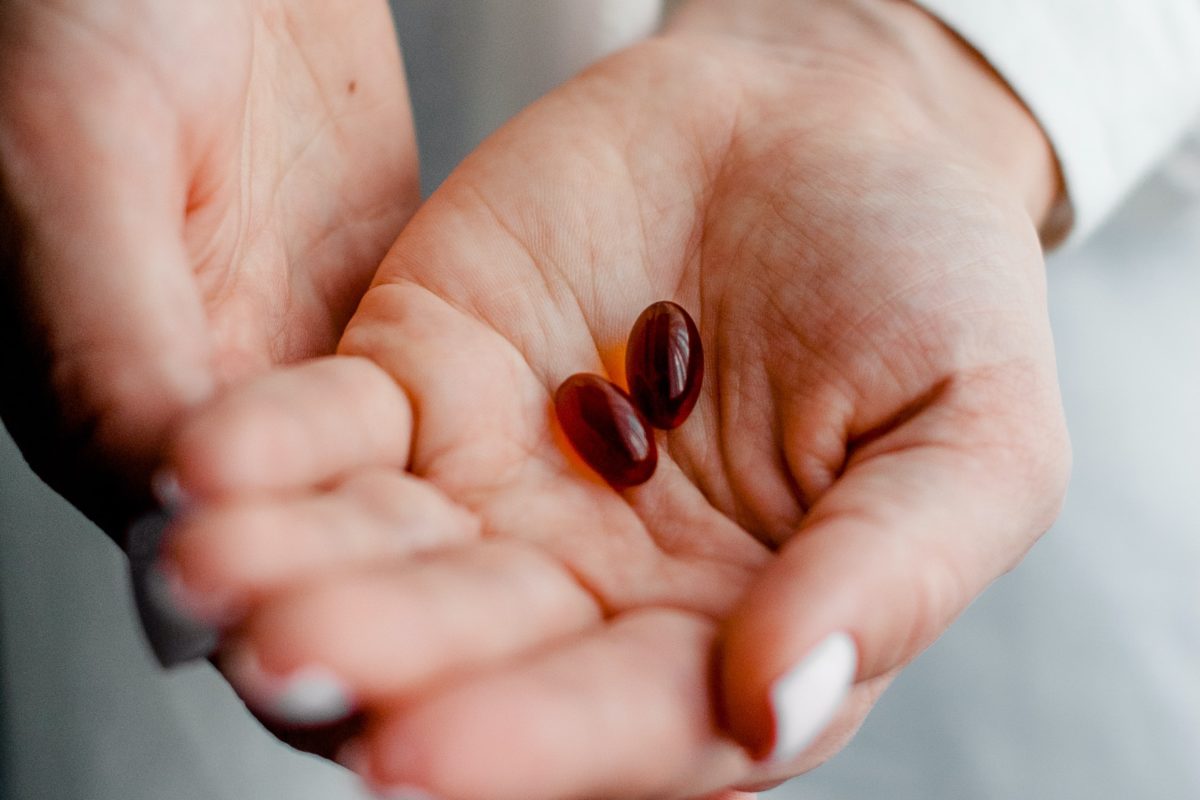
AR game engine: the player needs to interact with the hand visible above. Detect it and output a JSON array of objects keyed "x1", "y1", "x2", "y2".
[
  {"x1": 0, "y1": 0, "x2": 418, "y2": 533},
  {"x1": 159, "y1": 1, "x2": 1070, "y2": 797}
]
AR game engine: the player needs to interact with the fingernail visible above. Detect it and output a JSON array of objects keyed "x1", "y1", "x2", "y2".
[
  {"x1": 127, "y1": 512, "x2": 220, "y2": 668},
  {"x1": 337, "y1": 740, "x2": 441, "y2": 800},
  {"x1": 764, "y1": 631, "x2": 857, "y2": 765},
  {"x1": 224, "y1": 644, "x2": 355, "y2": 726},
  {"x1": 161, "y1": 561, "x2": 241, "y2": 624},
  {"x1": 151, "y1": 469, "x2": 193, "y2": 511}
]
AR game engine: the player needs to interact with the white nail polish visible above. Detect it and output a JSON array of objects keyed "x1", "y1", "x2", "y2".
[
  {"x1": 129, "y1": 513, "x2": 221, "y2": 667},
  {"x1": 766, "y1": 631, "x2": 858, "y2": 764},
  {"x1": 269, "y1": 665, "x2": 355, "y2": 724},
  {"x1": 151, "y1": 470, "x2": 192, "y2": 511},
  {"x1": 224, "y1": 645, "x2": 355, "y2": 725},
  {"x1": 156, "y1": 563, "x2": 239, "y2": 626}
]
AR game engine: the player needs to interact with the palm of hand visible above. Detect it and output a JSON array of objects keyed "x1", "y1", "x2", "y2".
[
  {"x1": 0, "y1": 0, "x2": 416, "y2": 525},
  {"x1": 170, "y1": 41, "x2": 1065, "y2": 800},
  {"x1": 346, "y1": 42, "x2": 1053, "y2": 619}
]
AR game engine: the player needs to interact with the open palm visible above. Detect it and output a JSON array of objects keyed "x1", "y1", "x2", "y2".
[
  {"x1": 165, "y1": 26, "x2": 1069, "y2": 800},
  {"x1": 0, "y1": 0, "x2": 417, "y2": 531}
]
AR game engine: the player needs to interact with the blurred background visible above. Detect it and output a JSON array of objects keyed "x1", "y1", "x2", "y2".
[{"x1": 2, "y1": 2, "x2": 1197, "y2": 798}]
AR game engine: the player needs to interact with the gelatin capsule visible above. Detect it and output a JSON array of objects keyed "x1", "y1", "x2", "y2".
[
  {"x1": 625, "y1": 301, "x2": 704, "y2": 429},
  {"x1": 554, "y1": 373, "x2": 657, "y2": 488}
]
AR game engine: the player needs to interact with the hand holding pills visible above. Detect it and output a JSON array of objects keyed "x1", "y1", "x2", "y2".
[{"x1": 149, "y1": 1, "x2": 1071, "y2": 798}]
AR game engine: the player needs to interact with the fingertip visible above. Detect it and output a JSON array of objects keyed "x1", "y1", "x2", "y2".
[
  {"x1": 368, "y1": 691, "x2": 509, "y2": 800},
  {"x1": 159, "y1": 414, "x2": 233, "y2": 501},
  {"x1": 151, "y1": 468, "x2": 193, "y2": 510},
  {"x1": 221, "y1": 640, "x2": 357, "y2": 726},
  {"x1": 338, "y1": 735, "x2": 443, "y2": 800},
  {"x1": 126, "y1": 511, "x2": 221, "y2": 668},
  {"x1": 155, "y1": 504, "x2": 269, "y2": 621},
  {"x1": 720, "y1": 622, "x2": 858, "y2": 766},
  {"x1": 164, "y1": 394, "x2": 287, "y2": 498},
  {"x1": 763, "y1": 631, "x2": 857, "y2": 764},
  {"x1": 164, "y1": 356, "x2": 414, "y2": 497},
  {"x1": 716, "y1": 621, "x2": 773, "y2": 761},
  {"x1": 717, "y1": 540, "x2": 865, "y2": 763}
]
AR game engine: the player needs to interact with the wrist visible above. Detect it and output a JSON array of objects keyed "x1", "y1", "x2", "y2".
[
  {"x1": 665, "y1": 0, "x2": 1064, "y2": 237},
  {"x1": 878, "y1": 2, "x2": 1064, "y2": 236}
]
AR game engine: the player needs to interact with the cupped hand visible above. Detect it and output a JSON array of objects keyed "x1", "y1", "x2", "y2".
[
  {"x1": 160, "y1": 2, "x2": 1070, "y2": 797},
  {"x1": 0, "y1": 0, "x2": 418, "y2": 532}
]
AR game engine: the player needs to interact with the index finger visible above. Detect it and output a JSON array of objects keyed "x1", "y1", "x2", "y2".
[{"x1": 163, "y1": 356, "x2": 413, "y2": 499}]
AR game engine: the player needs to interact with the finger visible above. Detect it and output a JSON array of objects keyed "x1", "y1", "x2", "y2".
[
  {"x1": 164, "y1": 356, "x2": 413, "y2": 498},
  {"x1": 733, "y1": 668, "x2": 897, "y2": 790},
  {"x1": 350, "y1": 610, "x2": 754, "y2": 800},
  {"x1": 159, "y1": 467, "x2": 481, "y2": 621},
  {"x1": 720, "y1": 378, "x2": 1070, "y2": 766},
  {"x1": 340, "y1": 280, "x2": 562, "y2": 495},
  {"x1": 136, "y1": 354, "x2": 415, "y2": 670},
  {"x1": 0, "y1": 58, "x2": 211, "y2": 528},
  {"x1": 222, "y1": 540, "x2": 601, "y2": 725}
]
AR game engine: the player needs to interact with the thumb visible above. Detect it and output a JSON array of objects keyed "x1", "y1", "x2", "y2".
[
  {"x1": 718, "y1": 387, "x2": 1070, "y2": 766},
  {"x1": 0, "y1": 94, "x2": 213, "y2": 533}
]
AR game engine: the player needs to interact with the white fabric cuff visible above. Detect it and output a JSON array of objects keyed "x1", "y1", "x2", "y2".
[{"x1": 914, "y1": 1, "x2": 1200, "y2": 245}]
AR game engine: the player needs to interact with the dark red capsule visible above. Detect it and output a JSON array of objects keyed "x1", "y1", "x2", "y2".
[
  {"x1": 625, "y1": 301, "x2": 704, "y2": 429},
  {"x1": 554, "y1": 373, "x2": 657, "y2": 489}
]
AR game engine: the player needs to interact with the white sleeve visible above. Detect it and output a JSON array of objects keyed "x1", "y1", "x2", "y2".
[{"x1": 913, "y1": 1, "x2": 1200, "y2": 245}]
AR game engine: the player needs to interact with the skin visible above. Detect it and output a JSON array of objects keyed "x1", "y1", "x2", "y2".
[
  {"x1": 0, "y1": 0, "x2": 419, "y2": 534},
  {"x1": 156, "y1": 0, "x2": 1071, "y2": 798}
]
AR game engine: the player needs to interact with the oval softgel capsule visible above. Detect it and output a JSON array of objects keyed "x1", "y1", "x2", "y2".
[
  {"x1": 554, "y1": 373, "x2": 657, "y2": 488},
  {"x1": 626, "y1": 301, "x2": 704, "y2": 429}
]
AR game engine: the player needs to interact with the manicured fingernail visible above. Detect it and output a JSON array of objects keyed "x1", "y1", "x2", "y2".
[
  {"x1": 336, "y1": 740, "x2": 441, "y2": 800},
  {"x1": 151, "y1": 469, "x2": 193, "y2": 511},
  {"x1": 157, "y1": 561, "x2": 239, "y2": 625},
  {"x1": 127, "y1": 512, "x2": 220, "y2": 668},
  {"x1": 765, "y1": 631, "x2": 857, "y2": 764},
  {"x1": 224, "y1": 644, "x2": 355, "y2": 726}
]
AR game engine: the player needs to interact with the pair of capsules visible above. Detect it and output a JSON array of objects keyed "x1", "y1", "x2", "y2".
[{"x1": 555, "y1": 301, "x2": 703, "y2": 488}]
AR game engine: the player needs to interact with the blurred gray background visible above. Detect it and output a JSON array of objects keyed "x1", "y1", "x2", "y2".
[{"x1": 2, "y1": 2, "x2": 1198, "y2": 798}]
